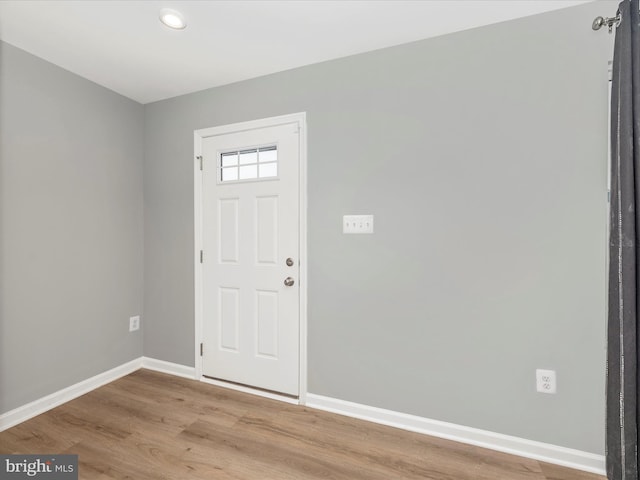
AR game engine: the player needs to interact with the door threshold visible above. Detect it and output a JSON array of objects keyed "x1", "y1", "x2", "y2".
[{"x1": 201, "y1": 376, "x2": 301, "y2": 405}]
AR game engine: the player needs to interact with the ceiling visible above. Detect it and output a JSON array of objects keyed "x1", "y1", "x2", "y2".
[{"x1": 0, "y1": 0, "x2": 595, "y2": 104}]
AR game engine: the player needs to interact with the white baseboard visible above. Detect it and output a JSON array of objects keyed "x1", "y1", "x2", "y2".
[
  {"x1": 0, "y1": 358, "x2": 143, "y2": 432},
  {"x1": 0, "y1": 357, "x2": 196, "y2": 432},
  {"x1": 305, "y1": 393, "x2": 605, "y2": 475},
  {"x1": 141, "y1": 357, "x2": 196, "y2": 379}
]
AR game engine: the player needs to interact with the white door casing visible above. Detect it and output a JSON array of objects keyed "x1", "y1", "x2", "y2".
[{"x1": 194, "y1": 114, "x2": 306, "y2": 399}]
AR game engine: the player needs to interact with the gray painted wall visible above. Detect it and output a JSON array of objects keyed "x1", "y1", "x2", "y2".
[
  {"x1": 0, "y1": 1, "x2": 614, "y2": 457},
  {"x1": 0, "y1": 42, "x2": 144, "y2": 413},
  {"x1": 144, "y1": 3, "x2": 613, "y2": 454}
]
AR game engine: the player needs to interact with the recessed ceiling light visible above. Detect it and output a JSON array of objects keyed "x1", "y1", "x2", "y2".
[{"x1": 159, "y1": 8, "x2": 186, "y2": 30}]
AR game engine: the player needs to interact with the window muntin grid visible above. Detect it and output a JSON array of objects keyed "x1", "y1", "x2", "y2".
[{"x1": 220, "y1": 146, "x2": 278, "y2": 183}]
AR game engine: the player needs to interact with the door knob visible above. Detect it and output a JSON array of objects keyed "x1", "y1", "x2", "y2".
[{"x1": 284, "y1": 277, "x2": 295, "y2": 287}]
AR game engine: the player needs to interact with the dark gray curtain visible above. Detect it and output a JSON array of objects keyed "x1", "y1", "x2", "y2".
[{"x1": 607, "y1": 1, "x2": 640, "y2": 479}]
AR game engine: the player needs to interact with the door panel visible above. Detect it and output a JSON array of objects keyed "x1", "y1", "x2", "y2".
[
  {"x1": 256, "y1": 196, "x2": 279, "y2": 264},
  {"x1": 201, "y1": 122, "x2": 300, "y2": 396},
  {"x1": 219, "y1": 198, "x2": 239, "y2": 263},
  {"x1": 256, "y1": 289, "x2": 279, "y2": 358},
  {"x1": 219, "y1": 287, "x2": 239, "y2": 351}
]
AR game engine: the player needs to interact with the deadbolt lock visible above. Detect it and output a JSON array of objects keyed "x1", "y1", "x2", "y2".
[{"x1": 286, "y1": 258, "x2": 294, "y2": 267}]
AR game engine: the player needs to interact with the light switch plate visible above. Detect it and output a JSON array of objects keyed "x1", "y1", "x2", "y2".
[{"x1": 343, "y1": 215, "x2": 374, "y2": 234}]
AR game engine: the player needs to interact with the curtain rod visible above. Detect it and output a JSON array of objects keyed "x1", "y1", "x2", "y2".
[{"x1": 592, "y1": 13, "x2": 621, "y2": 33}]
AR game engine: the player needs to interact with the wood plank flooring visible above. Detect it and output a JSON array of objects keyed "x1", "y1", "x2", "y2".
[{"x1": 0, "y1": 369, "x2": 604, "y2": 480}]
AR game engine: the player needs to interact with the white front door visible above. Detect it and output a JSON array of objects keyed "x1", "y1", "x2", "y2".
[{"x1": 199, "y1": 120, "x2": 300, "y2": 396}]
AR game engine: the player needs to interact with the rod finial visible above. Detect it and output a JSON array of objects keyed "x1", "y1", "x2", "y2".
[{"x1": 592, "y1": 16, "x2": 605, "y2": 30}]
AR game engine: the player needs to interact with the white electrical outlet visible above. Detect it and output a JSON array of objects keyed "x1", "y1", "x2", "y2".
[
  {"x1": 343, "y1": 214, "x2": 374, "y2": 234},
  {"x1": 129, "y1": 315, "x2": 140, "y2": 332},
  {"x1": 536, "y1": 369, "x2": 556, "y2": 394}
]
